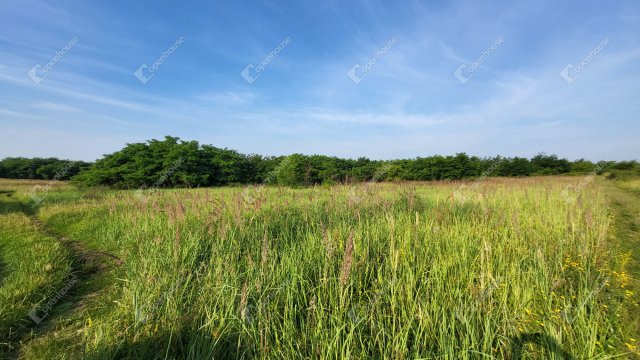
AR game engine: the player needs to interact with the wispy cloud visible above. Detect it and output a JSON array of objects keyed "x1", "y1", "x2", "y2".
[
  {"x1": 198, "y1": 91, "x2": 257, "y2": 105},
  {"x1": 31, "y1": 102, "x2": 82, "y2": 112},
  {"x1": 0, "y1": 0, "x2": 638, "y2": 161}
]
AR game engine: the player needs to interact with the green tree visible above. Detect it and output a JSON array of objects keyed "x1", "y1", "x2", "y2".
[{"x1": 273, "y1": 154, "x2": 308, "y2": 187}]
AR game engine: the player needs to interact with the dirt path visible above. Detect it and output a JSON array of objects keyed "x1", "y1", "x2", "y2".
[
  {"x1": 1, "y1": 191, "x2": 122, "y2": 359},
  {"x1": 29, "y1": 216, "x2": 124, "y2": 273},
  {"x1": 600, "y1": 179, "x2": 640, "y2": 344}
]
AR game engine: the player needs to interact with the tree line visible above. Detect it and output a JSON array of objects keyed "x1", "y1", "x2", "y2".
[
  {"x1": 0, "y1": 157, "x2": 91, "y2": 180},
  {"x1": 1, "y1": 136, "x2": 638, "y2": 188}
]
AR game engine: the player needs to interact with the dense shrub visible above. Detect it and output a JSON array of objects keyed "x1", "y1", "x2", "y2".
[
  {"x1": 2, "y1": 136, "x2": 637, "y2": 188},
  {"x1": 0, "y1": 157, "x2": 91, "y2": 180}
]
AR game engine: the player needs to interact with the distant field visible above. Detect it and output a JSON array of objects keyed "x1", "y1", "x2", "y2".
[
  {"x1": 0, "y1": 179, "x2": 69, "y2": 193},
  {"x1": 618, "y1": 178, "x2": 640, "y2": 195},
  {"x1": 0, "y1": 177, "x2": 638, "y2": 359}
]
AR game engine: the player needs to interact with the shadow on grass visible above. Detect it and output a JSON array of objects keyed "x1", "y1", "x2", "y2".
[
  {"x1": 0, "y1": 244, "x2": 8, "y2": 287},
  {"x1": 81, "y1": 330, "x2": 577, "y2": 359},
  {"x1": 0, "y1": 191, "x2": 23, "y2": 215},
  {"x1": 84, "y1": 327, "x2": 243, "y2": 360},
  {"x1": 510, "y1": 332, "x2": 576, "y2": 359},
  {"x1": 0, "y1": 192, "x2": 122, "y2": 358}
]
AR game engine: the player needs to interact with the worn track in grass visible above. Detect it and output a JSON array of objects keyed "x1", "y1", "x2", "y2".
[
  {"x1": 1, "y1": 191, "x2": 121, "y2": 359},
  {"x1": 600, "y1": 179, "x2": 640, "y2": 356}
]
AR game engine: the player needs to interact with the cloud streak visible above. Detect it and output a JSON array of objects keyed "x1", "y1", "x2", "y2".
[{"x1": 0, "y1": 0, "x2": 638, "y2": 161}]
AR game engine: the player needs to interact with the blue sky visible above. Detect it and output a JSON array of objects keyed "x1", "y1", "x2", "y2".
[{"x1": 0, "y1": 0, "x2": 638, "y2": 161}]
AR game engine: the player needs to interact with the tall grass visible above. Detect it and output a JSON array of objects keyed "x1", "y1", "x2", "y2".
[
  {"x1": 2, "y1": 177, "x2": 637, "y2": 358},
  {"x1": 618, "y1": 178, "x2": 640, "y2": 195},
  {"x1": 0, "y1": 187, "x2": 72, "y2": 354}
]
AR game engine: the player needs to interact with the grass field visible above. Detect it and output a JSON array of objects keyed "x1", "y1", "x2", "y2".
[
  {"x1": 618, "y1": 179, "x2": 640, "y2": 196},
  {"x1": 0, "y1": 177, "x2": 638, "y2": 359}
]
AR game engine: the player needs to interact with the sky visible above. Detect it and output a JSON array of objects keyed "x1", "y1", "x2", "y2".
[{"x1": 0, "y1": 0, "x2": 638, "y2": 162}]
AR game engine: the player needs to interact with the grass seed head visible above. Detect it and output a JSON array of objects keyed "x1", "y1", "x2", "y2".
[{"x1": 340, "y1": 230, "x2": 355, "y2": 286}]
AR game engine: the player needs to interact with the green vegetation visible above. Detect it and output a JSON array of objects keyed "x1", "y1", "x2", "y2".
[
  {"x1": 69, "y1": 136, "x2": 640, "y2": 187},
  {"x1": 618, "y1": 179, "x2": 640, "y2": 195},
  {"x1": 5, "y1": 136, "x2": 639, "y2": 189},
  {"x1": 0, "y1": 159, "x2": 91, "y2": 181},
  {"x1": 0, "y1": 176, "x2": 638, "y2": 359},
  {"x1": 599, "y1": 179, "x2": 640, "y2": 348},
  {"x1": 0, "y1": 182, "x2": 73, "y2": 356},
  {"x1": 1, "y1": 139, "x2": 639, "y2": 358},
  {"x1": 610, "y1": 172, "x2": 640, "y2": 196}
]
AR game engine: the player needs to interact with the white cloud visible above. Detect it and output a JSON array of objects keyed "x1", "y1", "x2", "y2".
[
  {"x1": 198, "y1": 91, "x2": 257, "y2": 105},
  {"x1": 31, "y1": 102, "x2": 82, "y2": 112}
]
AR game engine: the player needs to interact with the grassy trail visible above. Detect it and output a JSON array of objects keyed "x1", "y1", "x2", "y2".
[
  {"x1": 0, "y1": 190, "x2": 70, "y2": 358},
  {"x1": 0, "y1": 189, "x2": 119, "y2": 359},
  {"x1": 600, "y1": 180, "x2": 640, "y2": 344}
]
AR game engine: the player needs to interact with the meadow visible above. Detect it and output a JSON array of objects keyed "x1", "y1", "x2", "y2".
[{"x1": 0, "y1": 176, "x2": 638, "y2": 359}]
